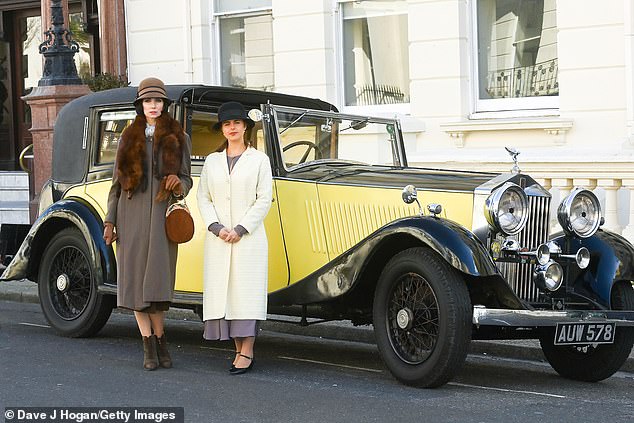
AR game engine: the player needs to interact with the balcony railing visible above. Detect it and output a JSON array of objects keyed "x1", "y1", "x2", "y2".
[
  {"x1": 487, "y1": 58, "x2": 559, "y2": 99},
  {"x1": 533, "y1": 177, "x2": 634, "y2": 245},
  {"x1": 355, "y1": 84, "x2": 408, "y2": 106}
]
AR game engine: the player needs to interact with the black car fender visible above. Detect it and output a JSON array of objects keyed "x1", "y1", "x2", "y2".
[
  {"x1": 268, "y1": 216, "x2": 514, "y2": 309},
  {"x1": 549, "y1": 229, "x2": 634, "y2": 308},
  {"x1": 0, "y1": 198, "x2": 116, "y2": 290}
]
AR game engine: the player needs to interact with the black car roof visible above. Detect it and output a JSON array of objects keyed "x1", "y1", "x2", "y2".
[{"x1": 52, "y1": 85, "x2": 337, "y2": 183}]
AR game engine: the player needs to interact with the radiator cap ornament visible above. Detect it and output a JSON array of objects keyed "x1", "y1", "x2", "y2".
[{"x1": 505, "y1": 146, "x2": 521, "y2": 174}]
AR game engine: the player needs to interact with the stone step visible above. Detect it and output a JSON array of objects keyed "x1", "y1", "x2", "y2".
[
  {"x1": 0, "y1": 171, "x2": 29, "y2": 188},
  {"x1": 0, "y1": 186, "x2": 30, "y2": 202},
  {"x1": 0, "y1": 205, "x2": 30, "y2": 224}
]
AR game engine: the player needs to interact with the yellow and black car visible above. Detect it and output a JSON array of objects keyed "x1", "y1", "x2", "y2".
[{"x1": 2, "y1": 85, "x2": 634, "y2": 388}]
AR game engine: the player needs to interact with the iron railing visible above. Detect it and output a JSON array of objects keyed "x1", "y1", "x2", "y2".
[
  {"x1": 487, "y1": 58, "x2": 558, "y2": 99},
  {"x1": 355, "y1": 84, "x2": 408, "y2": 106}
]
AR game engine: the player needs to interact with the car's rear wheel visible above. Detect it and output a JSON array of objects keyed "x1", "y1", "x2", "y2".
[
  {"x1": 38, "y1": 227, "x2": 114, "y2": 337},
  {"x1": 373, "y1": 247, "x2": 471, "y2": 388},
  {"x1": 539, "y1": 281, "x2": 634, "y2": 382}
]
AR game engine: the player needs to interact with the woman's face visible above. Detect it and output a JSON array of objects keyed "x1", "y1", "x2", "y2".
[
  {"x1": 221, "y1": 119, "x2": 247, "y2": 144},
  {"x1": 142, "y1": 98, "x2": 163, "y2": 123}
]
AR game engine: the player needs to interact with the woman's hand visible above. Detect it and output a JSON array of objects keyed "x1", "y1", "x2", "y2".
[
  {"x1": 103, "y1": 222, "x2": 117, "y2": 245},
  {"x1": 164, "y1": 174, "x2": 183, "y2": 196},
  {"x1": 222, "y1": 228, "x2": 242, "y2": 244}
]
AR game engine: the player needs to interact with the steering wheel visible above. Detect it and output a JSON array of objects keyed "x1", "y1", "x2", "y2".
[{"x1": 282, "y1": 140, "x2": 319, "y2": 164}]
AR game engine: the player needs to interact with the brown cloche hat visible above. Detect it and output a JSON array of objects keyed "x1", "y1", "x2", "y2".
[
  {"x1": 213, "y1": 101, "x2": 255, "y2": 131},
  {"x1": 134, "y1": 77, "x2": 171, "y2": 105}
]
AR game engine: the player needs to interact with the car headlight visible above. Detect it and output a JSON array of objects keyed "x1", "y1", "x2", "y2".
[
  {"x1": 485, "y1": 183, "x2": 529, "y2": 235},
  {"x1": 557, "y1": 188, "x2": 602, "y2": 238}
]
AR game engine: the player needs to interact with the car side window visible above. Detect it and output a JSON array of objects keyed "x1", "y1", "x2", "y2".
[
  {"x1": 96, "y1": 110, "x2": 136, "y2": 164},
  {"x1": 185, "y1": 107, "x2": 267, "y2": 160}
]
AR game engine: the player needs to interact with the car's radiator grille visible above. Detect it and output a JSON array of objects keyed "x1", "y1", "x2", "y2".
[{"x1": 497, "y1": 195, "x2": 551, "y2": 303}]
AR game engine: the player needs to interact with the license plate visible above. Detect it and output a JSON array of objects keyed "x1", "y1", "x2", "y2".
[{"x1": 554, "y1": 322, "x2": 616, "y2": 345}]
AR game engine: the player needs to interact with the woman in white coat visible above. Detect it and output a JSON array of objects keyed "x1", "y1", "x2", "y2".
[{"x1": 197, "y1": 101, "x2": 272, "y2": 375}]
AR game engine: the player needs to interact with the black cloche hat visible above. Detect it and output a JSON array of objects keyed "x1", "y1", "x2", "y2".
[{"x1": 213, "y1": 101, "x2": 255, "y2": 131}]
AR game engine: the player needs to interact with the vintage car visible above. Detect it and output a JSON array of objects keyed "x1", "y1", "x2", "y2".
[{"x1": 1, "y1": 85, "x2": 633, "y2": 388}]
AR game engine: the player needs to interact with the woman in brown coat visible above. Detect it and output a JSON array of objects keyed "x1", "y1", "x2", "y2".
[{"x1": 103, "y1": 77, "x2": 192, "y2": 370}]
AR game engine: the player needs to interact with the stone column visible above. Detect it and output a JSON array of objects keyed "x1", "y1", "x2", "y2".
[
  {"x1": 621, "y1": 179, "x2": 634, "y2": 243},
  {"x1": 572, "y1": 178, "x2": 597, "y2": 191},
  {"x1": 597, "y1": 178, "x2": 623, "y2": 234},
  {"x1": 550, "y1": 178, "x2": 573, "y2": 233},
  {"x1": 22, "y1": 85, "x2": 90, "y2": 221}
]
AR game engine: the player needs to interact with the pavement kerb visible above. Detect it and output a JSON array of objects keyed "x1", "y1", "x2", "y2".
[{"x1": 1, "y1": 278, "x2": 632, "y2": 373}]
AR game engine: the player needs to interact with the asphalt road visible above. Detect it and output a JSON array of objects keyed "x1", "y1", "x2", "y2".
[{"x1": 1, "y1": 300, "x2": 633, "y2": 423}]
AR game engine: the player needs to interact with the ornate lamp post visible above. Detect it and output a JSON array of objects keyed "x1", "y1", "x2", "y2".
[
  {"x1": 38, "y1": 0, "x2": 82, "y2": 86},
  {"x1": 22, "y1": 0, "x2": 89, "y2": 221}
]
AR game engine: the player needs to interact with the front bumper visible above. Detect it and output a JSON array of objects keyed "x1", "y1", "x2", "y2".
[{"x1": 472, "y1": 305, "x2": 634, "y2": 327}]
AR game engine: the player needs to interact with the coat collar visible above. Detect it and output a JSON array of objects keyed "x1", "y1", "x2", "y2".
[{"x1": 220, "y1": 146, "x2": 255, "y2": 176}]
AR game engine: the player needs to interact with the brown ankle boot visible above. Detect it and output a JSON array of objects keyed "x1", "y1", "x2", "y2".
[
  {"x1": 156, "y1": 334, "x2": 172, "y2": 368},
  {"x1": 142, "y1": 335, "x2": 159, "y2": 371}
]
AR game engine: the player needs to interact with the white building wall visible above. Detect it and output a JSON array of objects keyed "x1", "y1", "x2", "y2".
[
  {"x1": 123, "y1": 0, "x2": 634, "y2": 239},
  {"x1": 271, "y1": 0, "x2": 337, "y2": 101},
  {"x1": 124, "y1": 0, "x2": 213, "y2": 84}
]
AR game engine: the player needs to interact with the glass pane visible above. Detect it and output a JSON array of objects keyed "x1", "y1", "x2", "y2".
[
  {"x1": 96, "y1": 111, "x2": 135, "y2": 164},
  {"x1": 69, "y1": 12, "x2": 92, "y2": 78},
  {"x1": 21, "y1": 16, "x2": 42, "y2": 125},
  {"x1": 220, "y1": 14, "x2": 274, "y2": 91},
  {"x1": 0, "y1": 41, "x2": 12, "y2": 162},
  {"x1": 216, "y1": 0, "x2": 271, "y2": 14},
  {"x1": 343, "y1": 5, "x2": 409, "y2": 106},
  {"x1": 477, "y1": 0, "x2": 558, "y2": 99},
  {"x1": 186, "y1": 108, "x2": 266, "y2": 160},
  {"x1": 275, "y1": 109, "x2": 399, "y2": 168}
]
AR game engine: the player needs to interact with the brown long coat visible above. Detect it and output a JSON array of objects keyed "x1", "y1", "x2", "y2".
[{"x1": 105, "y1": 123, "x2": 192, "y2": 311}]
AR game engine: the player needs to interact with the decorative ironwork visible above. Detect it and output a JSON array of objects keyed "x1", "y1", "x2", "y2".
[
  {"x1": 487, "y1": 58, "x2": 558, "y2": 99},
  {"x1": 355, "y1": 84, "x2": 408, "y2": 106},
  {"x1": 37, "y1": 0, "x2": 82, "y2": 86}
]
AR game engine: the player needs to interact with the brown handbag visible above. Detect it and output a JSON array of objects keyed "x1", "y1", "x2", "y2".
[{"x1": 165, "y1": 195, "x2": 194, "y2": 243}]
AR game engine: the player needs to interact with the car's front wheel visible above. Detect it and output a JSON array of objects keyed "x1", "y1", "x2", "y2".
[
  {"x1": 373, "y1": 247, "x2": 472, "y2": 388},
  {"x1": 38, "y1": 227, "x2": 114, "y2": 337},
  {"x1": 539, "y1": 281, "x2": 634, "y2": 382}
]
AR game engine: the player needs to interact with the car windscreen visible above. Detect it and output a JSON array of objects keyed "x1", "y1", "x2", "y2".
[{"x1": 272, "y1": 107, "x2": 402, "y2": 170}]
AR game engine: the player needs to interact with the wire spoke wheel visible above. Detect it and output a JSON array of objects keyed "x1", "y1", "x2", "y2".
[
  {"x1": 373, "y1": 247, "x2": 471, "y2": 388},
  {"x1": 387, "y1": 272, "x2": 440, "y2": 364},
  {"x1": 38, "y1": 227, "x2": 114, "y2": 337},
  {"x1": 47, "y1": 245, "x2": 92, "y2": 320}
]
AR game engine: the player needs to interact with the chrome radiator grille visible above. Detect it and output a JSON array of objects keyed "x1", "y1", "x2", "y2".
[{"x1": 498, "y1": 195, "x2": 551, "y2": 302}]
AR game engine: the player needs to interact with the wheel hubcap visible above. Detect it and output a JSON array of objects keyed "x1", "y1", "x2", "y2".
[
  {"x1": 396, "y1": 308, "x2": 413, "y2": 330},
  {"x1": 56, "y1": 274, "x2": 69, "y2": 292}
]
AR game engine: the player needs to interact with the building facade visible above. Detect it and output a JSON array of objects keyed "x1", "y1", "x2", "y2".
[{"x1": 4, "y1": 0, "x2": 630, "y2": 242}]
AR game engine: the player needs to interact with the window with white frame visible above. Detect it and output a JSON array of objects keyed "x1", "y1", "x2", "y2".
[
  {"x1": 340, "y1": 0, "x2": 409, "y2": 107},
  {"x1": 475, "y1": 0, "x2": 558, "y2": 112},
  {"x1": 214, "y1": 0, "x2": 274, "y2": 91}
]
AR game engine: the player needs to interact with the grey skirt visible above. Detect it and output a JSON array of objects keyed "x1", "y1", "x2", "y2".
[{"x1": 203, "y1": 319, "x2": 258, "y2": 340}]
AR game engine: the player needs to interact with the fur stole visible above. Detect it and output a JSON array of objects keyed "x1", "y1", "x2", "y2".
[{"x1": 116, "y1": 113, "x2": 185, "y2": 201}]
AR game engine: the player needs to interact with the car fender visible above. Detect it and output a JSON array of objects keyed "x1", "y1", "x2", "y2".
[
  {"x1": 269, "y1": 216, "x2": 503, "y2": 307},
  {"x1": 0, "y1": 198, "x2": 116, "y2": 289},
  {"x1": 549, "y1": 229, "x2": 634, "y2": 307}
]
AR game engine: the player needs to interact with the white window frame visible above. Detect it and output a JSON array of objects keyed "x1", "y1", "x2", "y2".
[
  {"x1": 470, "y1": 0, "x2": 559, "y2": 117},
  {"x1": 336, "y1": 0, "x2": 411, "y2": 116},
  {"x1": 211, "y1": 3, "x2": 273, "y2": 88}
]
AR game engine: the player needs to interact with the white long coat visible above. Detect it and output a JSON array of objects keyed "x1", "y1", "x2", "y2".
[{"x1": 197, "y1": 147, "x2": 273, "y2": 321}]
